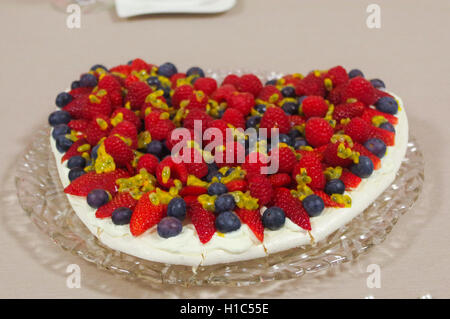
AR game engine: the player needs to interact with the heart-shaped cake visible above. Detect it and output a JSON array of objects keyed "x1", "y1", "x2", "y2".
[{"x1": 49, "y1": 60, "x2": 408, "y2": 266}]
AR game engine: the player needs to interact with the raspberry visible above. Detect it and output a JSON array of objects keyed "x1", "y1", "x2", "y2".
[
  {"x1": 69, "y1": 87, "x2": 92, "y2": 97},
  {"x1": 124, "y1": 74, "x2": 140, "y2": 89},
  {"x1": 304, "y1": 117, "x2": 333, "y2": 147},
  {"x1": 269, "y1": 146, "x2": 297, "y2": 174},
  {"x1": 104, "y1": 135, "x2": 134, "y2": 166},
  {"x1": 166, "y1": 128, "x2": 196, "y2": 150},
  {"x1": 271, "y1": 188, "x2": 311, "y2": 231},
  {"x1": 68, "y1": 119, "x2": 89, "y2": 133},
  {"x1": 126, "y1": 81, "x2": 152, "y2": 110},
  {"x1": 85, "y1": 116, "x2": 111, "y2": 146},
  {"x1": 110, "y1": 107, "x2": 142, "y2": 130},
  {"x1": 63, "y1": 94, "x2": 88, "y2": 119},
  {"x1": 323, "y1": 141, "x2": 354, "y2": 168},
  {"x1": 323, "y1": 65, "x2": 348, "y2": 88},
  {"x1": 110, "y1": 64, "x2": 131, "y2": 77},
  {"x1": 341, "y1": 77, "x2": 376, "y2": 106},
  {"x1": 293, "y1": 154, "x2": 326, "y2": 190},
  {"x1": 214, "y1": 141, "x2": 246, "y2": 167},
  {"x1": 184, "y1": 90, "x2": 209, "y2": 110},
  {"x1": 183, "y1": 109, "x2": 213, "y2": 132},
  {"x1": 137, "y1": 154, "x2": 159, "y2": 174},
  {"x1": 340, "y1": 169, "x2": 361, "y2": 189},
  {"x1": 327, "y1": 83, "x2": 346, "y2": 105},
  {"x1": 83, "y1": 93, "x2": 112, "y2": 120},
  {"x1": 295, "y1": 73, "x2": 326, "y2": 97},
  {"x1": 289, "y1": 115, "x2": 306, "y2": 127},
  {"x1": 235, "y1": 208, "x2": 264, "y2": 242},
  {"x1": 211, "y1": 84, "x2": 237, "y2": 103},
  {"x1": 259, "y1": 106, "x2": 290, "y2": 136},
  {"x1": 205, "y1": 119, "x2": 228, "y2": 144},
  {"x1": 344, "y1": 117, "x2": 370, "y2": 143},
  {"x1": 110, "y1": 120, "x2": 138, "y2": 149},
  {"x1": 95, "y1": 192, "x2": 137, "y2": 219},
  {"x1": 172, "y1": 84, "x2": 193, "y2": 108},
  {"x1": 227, "y1": 92, "x2": 254, "y2": 116},
  {"x1": 189, "y1": 205, "x2": 216, "y2": 244},
  {"x1": 130, "y1": 58, "x2": 151, "y2": 73},
  {"x1": 242, "y1": 152, "x2": 269, "y2": 178},
  {"x1": 221, "y1": 108, "x2": 245, "y2": 129},
  {"x1": 148, "y1": 119, "x2": 175, "y2": 141},
  {"x1": 281, "y1": 74, "x2": 303, "y2": 87},
  {"x1": 130, "y1": 192, "x2": 166, "y2": 236},
  {"x1": 144, "y1": 110, "x2": 164, "y2": 128},
  {"x1": 332, "y1": 101, "x2": 365, "y2": 122},
  {"x1": 156, "y1": 156, "x2": 188, "y2": 188},
  {"x1": 64, "y1": 169, "x2": 129, "y2": 196},
  {"x1": 257, "y1": 85, "x2": 282, "y2": 104},
  {"x1": 236, "y1": 74, "x2": 263, "y2": 97},
  {"x1": 222, "y1": 74, "x2": 240, "y2": 87},
  {"x1": 193, "y1": 77, "x2": 217, "y2": 95},
  {"x1": 268, "y1": 173, "x2": 292, "y2": 187},
  {"x1": 301, "y1": 96, "x2": 329, "y2": 119},
  {"x1": 182, "y1": 149, "x2": 209, "y2": 179},
  {"x1": 98, "y1": 74, "x2": 123, "y2": 109},
  {"x1": 248, "y1": 175, "x2": 273, "y2": 206}
]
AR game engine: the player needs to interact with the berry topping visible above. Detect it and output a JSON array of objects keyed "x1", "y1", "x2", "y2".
[
  {"x1": 49, "y1": 110, "x2": 71, "y2": 127},
  {"x1": 68, "y1": 168, "x2": 86, "y2": 182},
  {"x1": 87, "y1": 189, "x2": 110, "y2": 209},
  {"x1": 302, "y1": 194, "x2": 325, "y2": 217},
  {"x1": 375, "y1": 96, "x2": 398, "y2": 115},
  {"x1": 67, "y1": 155, "x2": 86, "y2": 169},
  {"x1": 167, "y1": 197, "x2": 187, "y2": 221},
  {"x1": 207, "y1": 183, "x2": 228, "y2": 196},
  {"x1": 111, "y1": 207, "x2": 133, "y2": 225},
  {"x1": 214, "y1": 194, "x2": 236, "y2": 213},
  {"x1": 56, "y1": 92, "x2": 73, "y2": 108},
  {"x1": 215, "y1": 211, "x2": 241, "y2": 233},
  {"x1": 262, "y1": 206, "x2": 286, "y2": 230},
  {"x1": 157, "y1": 217, "x2": 183, "y2": 238},
  {"x1": 350, "y1": 155, "x2": 374, "y2": 178},
  {"x1": 324, "y1": 179, "x2": 346, "y2": 196},
  {"x1": 363, "y1": 138, "x2": 387, "y2": 158}
]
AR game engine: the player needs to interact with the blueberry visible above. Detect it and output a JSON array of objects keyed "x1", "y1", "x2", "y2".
[
  {"x1": 278, "y1": 133, "x2": 292, "y2": 146},
  {"x1": 288, "y1": 129, "x2": 302, "y2": 140},
  {"x1": 293, "y1": 137, "x2": 308, "y2": 149},
  {"x1": 161, "y1": 85, "x2": 172, "y2": 98},
  {"x1": 111, "y1": 207, "x2": 133, "y2": 225},
  {"x1": 87, "y1": 189, "x2": 110, "y2": 209},
  {"x1": 79, "y1": 73, "x2": 98, "y2": 87},
  {"x1": 90, "y1": 64, "x2": 108, "y2": 72},
  {"x1": 215, "y1": 211, "x2": 241, "y2": 233},
  {"x1": 208, "y1": 183, "x2": 228, "y2": 196},
  {"x1": 55, "y1": 135, "x2": 73, "y2": 153},
  {"x1": 55, "y1": 92, "x2": 73, "y2": 108},
  {"x1": 348, "y1": 69, "x2": 364, "y2": 79},
  {"x1": 146, "y1": 76, "x2": 160, "y2": 87},
  {"x1": 297, "y1": 95, "x2": 307, "y2": 105},
  {"x1": 157, "y1": 217, "x2": 183, "y2": 238},
  {"x1": 281, "y1": 86, "x2": 296, "y2": 98},
  {"x1": 364, "y1": 138, "x2": 387, "y2": 158},
  {"x1": 206, "y1": 164, "x2": 222, "y2": 182},
  {"x1": 167, "y1": 197, "x2": 186, "y2": 221},
  {"x1": 350, "y1": 155, "x2": 374, "y2": 178},
  {"x1": 48, "y1": 110, "x2": 71, "y2": 126},
  {"x1": 68, "y1": 167, "x2": 85, "y2": 182},
  {"x1": 379, "y1": 121, "x2": 395, "y2": 133},
  {"x1": 370, "y1": 78, "x2": 385, "y2": 89},
  {"x1": 302, "y1": 195, "x2": 325, "y2": 217},
  {"x1": 262, "y1": 206, "x2": 286, "y2": 230},
  {"x1": 67, "y1": 155, "x2": 86, "y2": 169},
  {"x1": 147, "y1": 140, "x2": 163, "y2": 157},
  {"x1": 324, "y1": 179, "x2": 346, "y2": 196},
  {"x1": 246, "y1": 116, "x2": 261, "y2": 128},
  {"x1": 265, "y1": 79, "x2": 277, "y2": 86},
  {"x1": 71, "y1": 81, "x2": 81, "y2": 90},
  {"x1": 91, "y1": 144, "x2": 100, "y2": 160},
  {"x1": 186, "y1": 66, "x2": 205, "y2": 78},
  {"x1": 158, "y1": 62, "x2": 178, "y2": 78},
  {"x1": 282, "y1": 102, "x2": 299, "y2": 115},
  {"x1": 52, "y1": 124, "x2": 70, "y2": 140},
  {"x1": 375, "y1": 97, "x2": 398, "y2": 115},
  {"x1": 254, "y1": 104, "x2": 267, "y2": 114},
  {"x1": 214, "y1": 194, "x2": 235, "y2": 213}
]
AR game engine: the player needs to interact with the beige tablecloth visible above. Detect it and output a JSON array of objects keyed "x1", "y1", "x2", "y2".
[{"x1": 0, "y1": 0, "x2": 449, "y2": 298}]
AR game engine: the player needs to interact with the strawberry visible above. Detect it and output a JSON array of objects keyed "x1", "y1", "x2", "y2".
[
  {"x1": 130, "y1": 192, "x2": 166, "y2": 236},
  {"x1": 222, "y1": 74, "x2": 240, "y2": 87},
  {"x1": 64, "y1": 170, "x2": 129, "y2": 196},
  {"x1": 137, "y1": 154, "x2": 159, "y2": 174},
  {"x1": 361, "y1": 107, "x2": 398, "y2": 125},
  {"x1": 269, "y1": 173, "x2": 292, "y2": 187},
  {"x1": 304, "y1": 117, "x2": 334, "y2": 147},
  {"x1": 271, "y1": 188, "x2": 311, "y2": 231},
  {"x1": 61, "y1": 138, "x2": 89, "y2": 163},
  {"x1": 211, "y1": 84, "x2": 237, "y2": 103},
  {"x1": 221, "y1": 108, "x2": 245, "y2": 129},
  {"x1": 148, "y1": 119, "x2": 175, "y2": 141},
  {"x1": 269, "y1": 146, "x2": 297, "y2": 174},
  {"x1": 257, "y1": 85, "x2": 282, "y2": 104},
  {"x1": 97, "y1": 74, "x2": 123, "y2": 109},
  {"x1": 259, "y1": 106, "x2": 290, "y2": 136},
  {"x1": 332, "y1": 101, "x2": 365, "y2": 122},
  {"x1": 156, "y1": 156, "x2": 188, "y2": 188},
  {"x1": 248, "y1": 175, "x2": 273, "y2": 206},
  {"x1": 104, "y1": 135, "x2": 134, "y2": 166},
  {"x1": 314, "y1": 190, "x2": 344, "y2": 208},
  {"x1": 236, "y1": 74, "x2": 263, "y2": 97},
  {"x1": 193, "y1": 77, "x2": 217, "y2": 95},
  {"x1": 341, "y1": 77, "x2": 376, "y2": 106},
  {"x1": 340, "y1": 169, "x2": 361, "y2": 189},
  {"x1": 352, "y1": 142, "x2": 381, "y2": 170},
  {"x1": 293, "y1": 153, "x2": 326, "y2": 190},
  {"x1": 172, "y1": 84, "x2": 194, "y2": 108},
  {"x1": 126, "y1": 81, "x2": 152, "y2": 110},
  {"x1": 189, "y1": 205, "x2": 216, "y2": 244},
  {"x1": 69, "y1": 87, "x2": 92, "y2": 97},
  {"x1": 95, "y1": 192, "x2": 137, "y2": 219},
  {"x1": 227, "y1": 92, "x2": 254, "y2": 116},
  {"x1": 367, "y1": 125, "x2": 395, "y2": 146},
  {"x1": 301, "y1": 96, "x2": 329, "y2": 119},
  {"x1": 179, "y1": 186, "x2": 208, "y2": 197},
  {"x1": 235, "y1": 208, "x2": 264, "y2": 242},
  {"x1": 225, "y1": 179, "x2": 248, "y2": 192},
  {"x1": 374, "y1": 88, "x2": 394, "y2": 101},
  {"x1": 344, "y1": 117, "x2": 370, "y2": 143}
]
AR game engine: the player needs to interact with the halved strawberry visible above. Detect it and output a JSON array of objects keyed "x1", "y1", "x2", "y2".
[
  {"x1": 95, "y1": 192, "x2": 137, "y2": 219},
  {"x1": 362, "y1": 108, "x2": 398, "y2": 125},
  {"x1": 340, "y1": 169, "x2": 361, "y2": 189},
  {"x1": 179, "y1": 186, "x2": 208, "y2": 197},
  {"x1": 61, "y1": 138, "x2": 89, "y2": 163},
  {"x1": 314, "y1": 190, "x2": 344, "y2": 208},
  {"x1": 225, "y1": 179, "x2": 248, "y2": 192},
  {"x1": 189, "y1": 205, "x2": 216, "y2": 244},
  {"x1": 235, "y1": 208, "x2": 264, "y2": 242},
  {"x1": 271, "y1": 188, "x2": 311, "y2": 231},
  {"x1": 129, "y1": 192, "x2": 166, "y2": 236},
  {"x1": 352, "y1": 142, "x2": 381, "y2": 170},
  {"x1": 367, "y1": 125, "x2": 395, "y2": 146},
  {"x1": 64, "y1": 170, "x2": 129, "y2": 196}
]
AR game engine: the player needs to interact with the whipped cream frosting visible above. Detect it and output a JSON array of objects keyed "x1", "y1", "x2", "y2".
[{"x1": 51, "y1": 92, "x2": 408, "y2": 267}]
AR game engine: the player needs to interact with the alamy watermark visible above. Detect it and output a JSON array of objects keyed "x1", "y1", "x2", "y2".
[{"x1": 366, "y1": 4, "x2": 381, "y2": 29}]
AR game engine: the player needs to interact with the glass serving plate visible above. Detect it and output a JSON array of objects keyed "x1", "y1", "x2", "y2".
[{"x1": 14, "y1": 69, "x2": 424, "y2": 287}]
